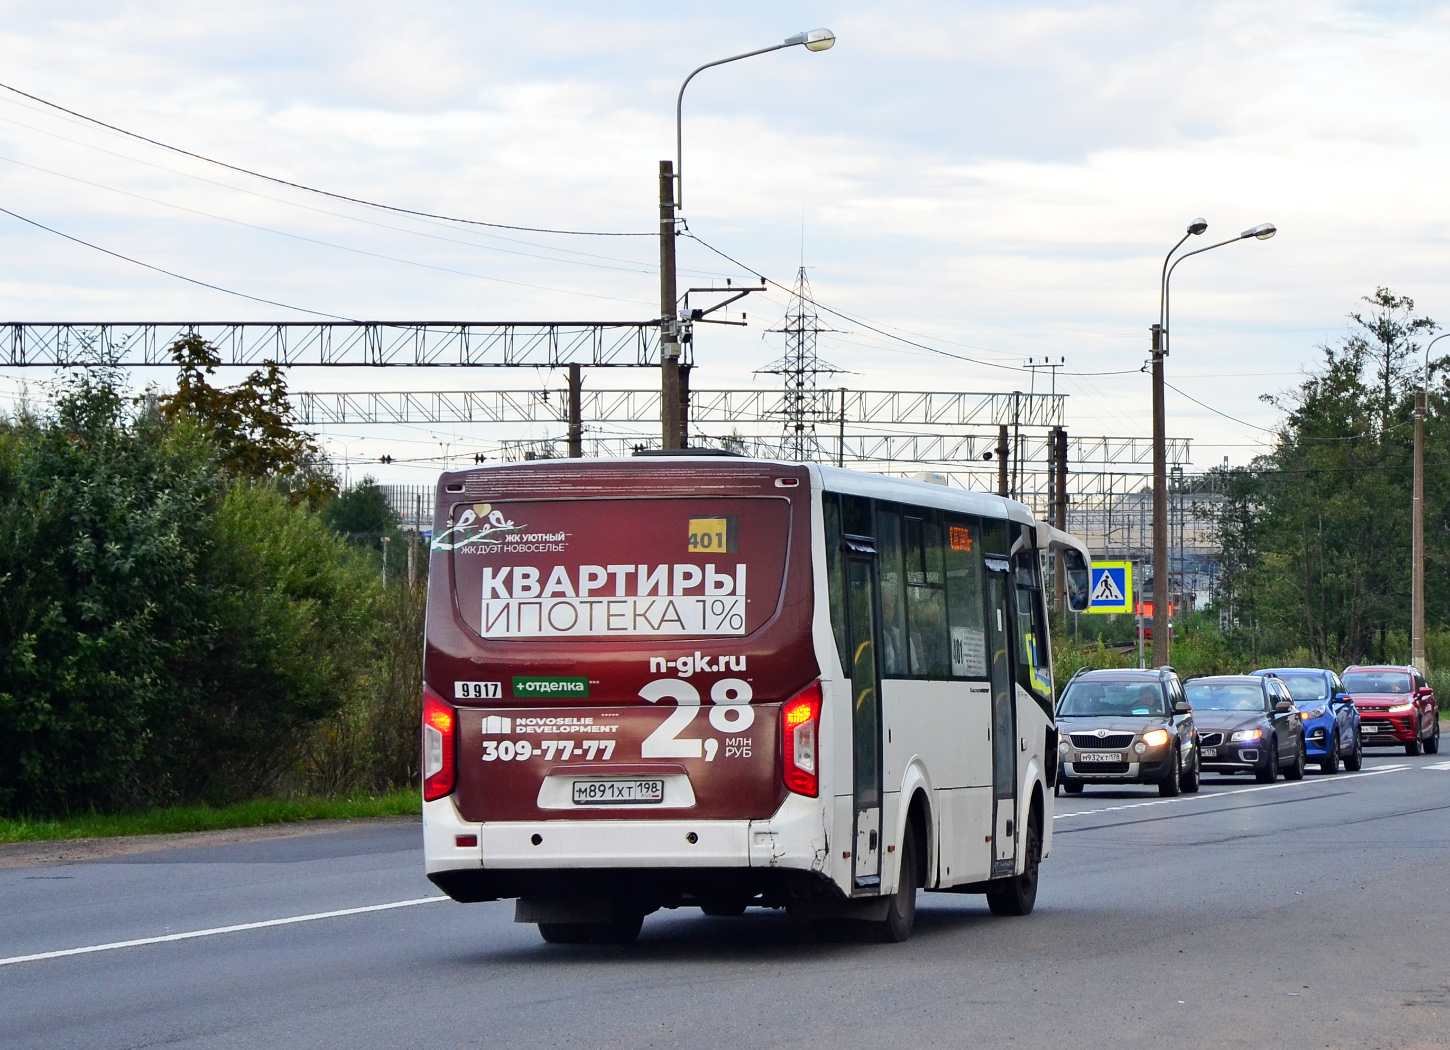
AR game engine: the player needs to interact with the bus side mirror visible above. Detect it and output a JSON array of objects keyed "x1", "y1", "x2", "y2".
[{"x1": 1062, "y1": 550, "x2": 1090, "y2": 612}]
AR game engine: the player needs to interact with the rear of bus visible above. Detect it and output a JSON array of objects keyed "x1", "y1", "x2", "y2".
[{"x1": 421, "y1": 458, "x2": 831, "y2": 933}]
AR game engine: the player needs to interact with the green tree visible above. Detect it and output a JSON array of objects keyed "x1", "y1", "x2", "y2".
[
  {"x1": 1210, "y1": 288, "x2": 1443, "y2": 665},
  {"x1": 0, "y1": 370, "x2": 383, "y2": 816},
  {"x1": 158, "y1": 334, "x2": 335, "y2": 507}
]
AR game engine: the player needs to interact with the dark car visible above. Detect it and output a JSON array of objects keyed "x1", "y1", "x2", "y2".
[
  {"x1": 1055, "y1": 667, "x2": 1199, "y2": 796},
  {"x1": 1251, "y1": 667, "x2": 1362, "y2": 773},
  {"x1": 1187, "y1": 674, "x2": 1306, "y2": 782},
  {"x1": 1342, "y1": 665, "x2": 1440, "y2": 755}
]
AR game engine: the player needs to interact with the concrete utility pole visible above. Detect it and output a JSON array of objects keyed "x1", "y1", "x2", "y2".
[
  {"x1": 659, "y1": 160, "x2": 682, "y2": 450},
  {"x1": 568, "y1": 363, "x2": 584, "y2": 458},
  {"x1": 997, "y1": 425, "x2": 1010, "y2": 498},
  {"x1": 1053, "y1": 426, "x2": 1069, "y2": 614},
  {"x1": 1413, "y1": 384, "x2": 1426, "y2": 672},
  {"x1": 1150, "y1": 323, "x2": 1168, "y2": 665}
]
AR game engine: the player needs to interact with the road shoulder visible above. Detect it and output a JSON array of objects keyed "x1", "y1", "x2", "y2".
[{"x1": 0, "y1": 814, "x2": 421, "y2": 870}]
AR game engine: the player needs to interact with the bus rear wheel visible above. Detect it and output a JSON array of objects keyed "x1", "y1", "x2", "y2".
[
  {"x1": 538, "y1": 913, "x2": 643, "y2": 945},
  {"x1": 871, "y1": 824, "x2": 919, "y2": 943}
]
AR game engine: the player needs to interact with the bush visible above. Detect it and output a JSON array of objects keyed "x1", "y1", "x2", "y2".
[
  {"x1": 0, "y1": 376, "x2": 224, "y2": 813},
  {"x1": 0, "y1": 373, "x2": 389, "y2": 817}
]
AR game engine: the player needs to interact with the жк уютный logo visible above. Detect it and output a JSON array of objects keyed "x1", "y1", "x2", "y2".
[{"x1": 432, "y1": 503, "x2": 525, "y2": 550}]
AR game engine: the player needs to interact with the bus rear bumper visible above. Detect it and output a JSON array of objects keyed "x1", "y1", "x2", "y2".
[{"x1": 424, "y1": 793, "x2": 831, "y2": 899}]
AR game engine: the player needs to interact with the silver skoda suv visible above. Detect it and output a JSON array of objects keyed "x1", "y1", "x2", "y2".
[{"x1": 1055, "y1": 667, "x2": 1200, "y2": 796}]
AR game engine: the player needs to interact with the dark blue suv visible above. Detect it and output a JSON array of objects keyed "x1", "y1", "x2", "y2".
[{"x1": 1251, "y1": 668, "x2": 1362, "y2": 773}]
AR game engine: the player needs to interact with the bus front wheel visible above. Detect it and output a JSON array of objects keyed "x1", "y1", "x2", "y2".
[{"x1": 986, "y1": 807, "x2": 1041, "y2": 917}]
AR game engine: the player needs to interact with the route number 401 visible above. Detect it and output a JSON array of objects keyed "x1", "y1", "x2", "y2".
[{"x1": 639, "y1": 678, "x2": 755, "y2": 761}]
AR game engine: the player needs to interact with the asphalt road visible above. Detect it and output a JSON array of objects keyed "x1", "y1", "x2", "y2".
[{"x1": 4, "y1": 748, "x2": 1450, "y2": 1050}]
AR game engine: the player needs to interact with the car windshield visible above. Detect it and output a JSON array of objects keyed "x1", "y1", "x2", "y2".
[
  {"x1": 1274, "y1": 675, "x2": 1328, "y2": 702},
  {"x1": 1341, "y1": 671, "x2": 1412, "y2": 694},
  {"x1": 1184, "y1": 681, "x2": 1267, "y2": 711},
  {"x1": 1057, "y1": 679, "x2": 1166, "y2": 717}
]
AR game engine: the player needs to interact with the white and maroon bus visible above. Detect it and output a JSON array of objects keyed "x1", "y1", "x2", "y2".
[{"x1": 421, "y1": 455, "x2": 1090, "y2": 943}]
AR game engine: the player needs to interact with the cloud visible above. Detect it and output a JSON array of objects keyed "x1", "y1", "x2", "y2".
[{"x1": 1, "y1": 0, "x2": 1448, "y2": 473}]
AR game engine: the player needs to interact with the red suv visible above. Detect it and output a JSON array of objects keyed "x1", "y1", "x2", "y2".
[{"x1": 1341, "y1": 665, "x2": 1441, "y2": 756}]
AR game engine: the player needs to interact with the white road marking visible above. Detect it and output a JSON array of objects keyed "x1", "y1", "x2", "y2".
[
  {"x1": 1054, "y1": 764, "x2": 1413, "y2": 821},
  {"x1": 0, "y1": 895, "x2": 448, "y2": 968},
  {"x1": 1425, "y1": 761, "x2": 1450, "y2": 771}
]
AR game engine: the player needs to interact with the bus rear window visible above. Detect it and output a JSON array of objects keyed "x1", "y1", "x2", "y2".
[{"x1": 441, "y1": 496, "x2": 791, "y2": 640}]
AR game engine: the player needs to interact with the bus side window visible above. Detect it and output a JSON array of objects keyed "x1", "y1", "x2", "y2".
[
  {"x1": 979, "y1": 517, "x2": 1009, "y2": 556},
  {"x1": 1014, "y1": 550, "x2": 1053, "y2": 709},
  {"x1": 944, "y1": 514, "x2": 986, "y2": 678},
  {"x1": 904, "y1": 513, "x2": 950, "y2": 678},
  {"x1": 823, "y1": 494, "x2": 850, "y2": 675},
  {"x1": 877, "y1": 507, "x2": 908, "y2": 676}
]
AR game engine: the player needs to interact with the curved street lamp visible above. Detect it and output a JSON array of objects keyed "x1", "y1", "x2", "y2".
[
  {"x1": 658, "y1": 29, "x2": 836, "y2": 450},
  {"x1": 1412, "y1": 330, "x2": 1450, "y2": 671},
  {"x1": 1148, "y1": 218, "x2": 1276, "y2": 665},
  {"x1": 675, "y1": 29, "x2": 836, "y2": 211}
]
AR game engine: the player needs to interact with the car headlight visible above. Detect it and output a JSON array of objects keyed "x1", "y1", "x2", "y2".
[
  {"x1": 1231, "y1": 729, "x2": 1263, "y2": 742},
  {"x1": 1142, "y1": 728, "x2": 1171, "y2": 748},
  {"x1": 1388, "y1": 703, "x2": 1414, "y2": 714},
  {"x1": 1302, "y1": 706, "x2": 1327, "y2": 720}
]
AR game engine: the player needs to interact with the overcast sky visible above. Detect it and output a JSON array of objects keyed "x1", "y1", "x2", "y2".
[{"x1": 1, "y1": 1, "x2": 1447, "y2": 482}]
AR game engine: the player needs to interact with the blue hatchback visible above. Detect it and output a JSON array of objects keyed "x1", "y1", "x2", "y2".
[{"x1": 1251, "y1": 668, "x2": 1362, "y2": 773}]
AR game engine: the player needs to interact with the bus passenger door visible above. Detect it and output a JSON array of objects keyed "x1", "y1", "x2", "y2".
[
  {"x1": 845, "y1": 554, "x2": 883, "y2": 889},
  {"x1": 985, "y1": 562, "x2": 1017, "y2": 878}
]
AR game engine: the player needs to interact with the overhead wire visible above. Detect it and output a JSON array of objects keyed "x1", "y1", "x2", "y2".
[
  {"x1": 0, "y1": 154, "x2": 657, "y2": 307},
  {"x1": 0, "y1": 109, "x2": 734, "y2": 275},
  {"x1": 0, "y1": 205, "x2": 349, "y2": 319},
  {"x1": 0, "y1": 80, "x2": 652, "y2": 237}
]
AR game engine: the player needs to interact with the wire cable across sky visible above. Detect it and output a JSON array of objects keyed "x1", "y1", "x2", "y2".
[{"x1": 0, "y1": 80, "x2": 653, "y2": 238}]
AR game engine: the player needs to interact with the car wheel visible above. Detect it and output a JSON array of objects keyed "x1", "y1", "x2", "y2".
[
  {"x1": 1255, "y1": 739, "x2": 1280, "y2": 783},
  {"x1": 986, "y1": 806, "x2": 1041, "y2": 917},
  {"x1": 1343, "y1": 730, "x2": 1364, "y2": 772},
  {"x1": 1426, "y1": 717, "x2": 1441, "y2": 755},
  {"x1": 871, "y1": 821, "x2": 919, "y2": 942},
  {"x1": 1283, "y1": 736, "x2": 1306, "y2": 781},
  {"x1": 1062, "y1": 779, "x2": 1084, "y2": 794},
  {"x1": 1405, "y1": 731, "x2": 1424, "y2": 757},
  {"x1": 1159, "y1": 748, "x2": 1182, "y2": 796},
  {"x1": 1181, "y1": 747, "x2": 1201, "y2": 793},
  {"x1": 1320, "y1": 733, "x2": 1340, "y2": 774}
]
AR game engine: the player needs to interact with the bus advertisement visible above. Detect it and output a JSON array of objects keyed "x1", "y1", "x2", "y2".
[{"x1": 421, "y1": 456, "x2": 1090, "y2": 943}]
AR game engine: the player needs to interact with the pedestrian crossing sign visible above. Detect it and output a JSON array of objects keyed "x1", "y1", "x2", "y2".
[{"x1": 1086, "y1": 561, "x2": 1132, "y2": 614}]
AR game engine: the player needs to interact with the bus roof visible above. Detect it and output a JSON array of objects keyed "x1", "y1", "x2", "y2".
[{"x1": 435, "y1": 456, "x2": 1089, "y2": 562}]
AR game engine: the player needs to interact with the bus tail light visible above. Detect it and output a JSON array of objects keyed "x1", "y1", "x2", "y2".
[
  {"x1": 781, "y1": 682, "x2": 823, "y2": 797},
  {"x1": 422, "y1": 687, "x2": 456, "y2": 801}
]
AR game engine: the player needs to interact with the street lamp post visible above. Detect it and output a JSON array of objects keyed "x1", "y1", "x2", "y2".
[
  {"x1": 1412, "y1": 332, "x2": 1449, "y2": 672},
  {"x1": 1151, "y1": 219, "x2": 1276, "y2": 666},
  {"x1": 658, "y1": 29, "x2": 836, "y2": 450}
]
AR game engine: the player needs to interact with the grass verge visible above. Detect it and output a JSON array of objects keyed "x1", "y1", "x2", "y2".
[{"x1": 0, "y1": 789, "x2": 419, "y2": 844}]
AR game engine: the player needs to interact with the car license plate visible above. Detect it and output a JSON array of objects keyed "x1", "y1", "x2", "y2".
[
  {"x1": 1078, "y1": 752, "x2": 1123, "y2": 763},
  {"x1": 572, "y1": 779, "x2": 665, "y2": 805},
  {"x1": 1201, "y1": 747, "x2": 1218, "y2": 757},
  {"x1": 1363, "y1": 724, "x2": 1379, "y2": 733}
]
